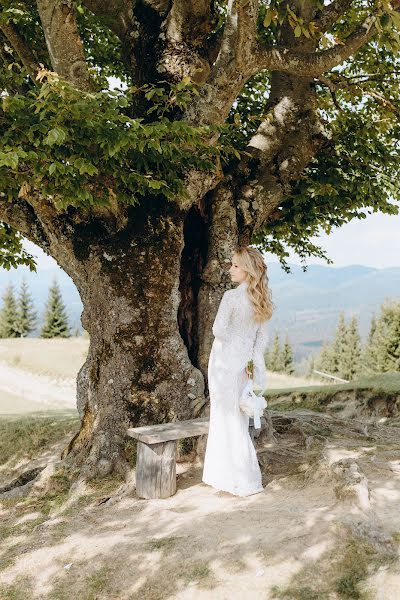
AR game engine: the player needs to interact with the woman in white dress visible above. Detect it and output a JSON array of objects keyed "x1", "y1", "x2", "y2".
[{"x1": 202, "y1": 246, "x2": 274, "y2": 497}]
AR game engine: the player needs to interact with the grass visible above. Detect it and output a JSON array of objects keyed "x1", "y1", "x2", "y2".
[
  {"x1": 264, "y1": 371, "x2": 400, "y2": 414},
  {"x1": 0, "y1": 336, "x2": 89, "y2": 379},
  {"x1": 270, "y1": 525, "x2": 398, "y2": 600},
  {"x1": 264, "y1": 371, "x2": 400, "y2": 398},
  {"x1": 0, "y1": 412, "x2": 80, "y2": 468}
]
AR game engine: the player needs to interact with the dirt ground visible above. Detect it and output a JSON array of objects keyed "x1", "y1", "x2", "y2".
[{"x1": 1, "y1": 411, "x2": 399, "y2": 600}]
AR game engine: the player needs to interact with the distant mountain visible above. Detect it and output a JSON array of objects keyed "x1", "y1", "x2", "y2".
[
  {"x1": 0, "y1": 261, "x2": 399, "y2": 360},
  {"x1": 266, "y1": 262, "x2": 400, "y2": 360}
]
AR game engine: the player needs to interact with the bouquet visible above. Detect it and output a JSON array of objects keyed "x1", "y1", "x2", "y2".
[{"x1": 240, "y1": 359, "x2": 267, "y2": 429}]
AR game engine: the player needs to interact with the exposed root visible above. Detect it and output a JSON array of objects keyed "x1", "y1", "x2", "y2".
[
  {"x1": 0, "y1": 466, "x2": 45, "y2": 497},
  {"x1": 331, "y1": 459, "x2": 371, "y2": 511}
]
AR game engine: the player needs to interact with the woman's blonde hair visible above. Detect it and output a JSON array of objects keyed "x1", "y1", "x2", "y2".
[{"x1": 234, "y1": 246, "x2": 275, "y2": 323}]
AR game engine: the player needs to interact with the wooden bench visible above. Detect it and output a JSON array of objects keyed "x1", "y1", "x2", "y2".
[{"x1": 127, "y1": 415, "x2": 266, "y2": 499}]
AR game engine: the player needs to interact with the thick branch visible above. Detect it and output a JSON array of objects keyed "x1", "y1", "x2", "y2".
[
  {"x1": 185, "y1": 0, "x2": 259, "y2": 124},
  {"x1": 0, "y1": 198, "x2": 51, "y2": 251},
  {"x1": 164, "y1": 0, "x2": 215, "y2": 47},
  {"x1": 157, "y1": 0, "x2": 216, "y2": 83},
  {"x1": 186, "y1": 8, "x2": 378, "y2": 126},
  {"x1": 35, "y1": 0, "x2": 93, "y2": 91},
  {"x1": 254, "y1": 12, "x2": 379, "y2": 78},
  {"x1": 315, "y1": 0, "x2": 354, "y2": 33},
  {"x1": 234, "y1": 72, "x2": 331, "y2": 236},
  {"x1": 81, "y1": 0, "x2": 134, "y2": 42},
  {"x1": 0, "y1": 21, "x2": 39, "y2": 83}
]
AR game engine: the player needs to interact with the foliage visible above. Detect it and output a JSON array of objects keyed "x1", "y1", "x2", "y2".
[
  {"x1": 265, "y1": 331, "x2": 295, "y2": 374},
  {"x1": 15, "y1": 277, "x2": 37, "y2": 336},
  {"x1": 227, "y1": 2, "x2": 400, "y2": 271},
  {"x1": 0, "y1": 1, "x2": 400, "y2": 272},
  {"x1": 0, "y1": 71, "x2": 234, "y2": 213},
  {"x1": 371, "y1": 299, "x2": 400, "y2": 372},
  {"x1": 315, "y1": 301, "x2": 400, "y2": 379},
  {"x1": 281, "y1": 335, "x2": 295, "y2": 375},
  {"x1": 0, "y1": 222, "x2": 36, "y2": 271},
  {"x1": 0, "y1": 282, "x2": 19, "y2": 337},
  {"x1": 40, "y1": 277, "x2": 70, "y2": 338}
]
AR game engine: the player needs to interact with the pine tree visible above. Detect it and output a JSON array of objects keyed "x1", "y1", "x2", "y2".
[
  {"x1": 316, "y1": 342, "x2": 336, "y2": 375},
  {"x1": 307, "y1": 353, "x2": 315, "y2": 378},
  {"x1": 269, "y1": 333, "x2": 284, "y2": 372},
  {"x1": 0, "y1": 283, "x2": 19, "y2": 338},
  {"x1": 361, "y1": 313, "x2": 378, "y2": 376},
  {"x1": 374, "y1": 301, "x2": 400, "y2": 373},
  {"x1": 264, "y1": 347, "x2": 271, "y2": 369},
  {"x1": 281, "y1": 334, "x2": 294, "y2": 374},
  {"x1": 341, "y1": 315, "x2": 362, "y2": 380},
  {"x1": 331, "y1": 312, "x2": 348, "y2": 376},
  {"x1": 15, "y1": 278, "x2": 37, "y2": 337},
  {"x1": 40, "y1": 278, "x2": 70, "y2": 338}
]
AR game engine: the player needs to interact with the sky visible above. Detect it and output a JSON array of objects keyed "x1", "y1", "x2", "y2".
[{"x1": 22, "y1": 208, "x2": 399, "y2": 271}]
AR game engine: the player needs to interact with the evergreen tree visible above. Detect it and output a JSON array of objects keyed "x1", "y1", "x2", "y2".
[
  {"x1": 307, "y1": 353, "x2": 315, "y2": 378},
  {"x1": 374, "y1": 301, "x2": 400, "y2": 373},
  {"x1": 331, "y1": 312, "x2": 348, "y2": 376},
  {"x1": 0, "y1": 283, "x2": 19, "y2": 338},
  {"x1": 15, "y1": 278, "x2": 37, "y2": 337},
  {"x1": 40, "y1": 279, "x2": 70, "y2": 338},
  {"x1": 281, "y1": 334, "x2": 294, "y2": 375},
  {"x1": 361, "y1": 313, "x2": 378, "y2": 376},
  {"x1": 264, "y1": 347, "x2": 271, "y2": 370},
  {"x1": 316, "y1": 342, "x2": 336, "y2": 375},
  {"x1": 341, "y1": 315, "x2": 362, "y2": 380},
  {"x1": 269, "y1": 333, "x2": 284, "y2": 372}
]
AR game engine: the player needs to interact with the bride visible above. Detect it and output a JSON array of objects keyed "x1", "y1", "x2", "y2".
[{"x1": 202, "y1": 246, "x2": 274, "y2": 497}]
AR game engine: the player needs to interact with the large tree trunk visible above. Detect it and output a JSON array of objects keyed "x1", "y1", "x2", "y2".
[{"x1": 58, "y1": 197, "x2": 217, "y2": 479}]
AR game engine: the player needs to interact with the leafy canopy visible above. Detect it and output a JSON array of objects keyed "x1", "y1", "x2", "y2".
[{"x1": 0, "y1": 0, "x2": 400, "y2": 271}]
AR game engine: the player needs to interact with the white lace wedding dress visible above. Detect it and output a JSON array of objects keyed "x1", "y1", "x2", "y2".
[{"x1": 202, "y1": 280, "x2": 269, "y2": 496}]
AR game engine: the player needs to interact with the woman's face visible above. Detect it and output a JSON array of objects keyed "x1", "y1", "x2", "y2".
[{"x1": 228, "y1": 254, "x2": 248, "y2": 283}]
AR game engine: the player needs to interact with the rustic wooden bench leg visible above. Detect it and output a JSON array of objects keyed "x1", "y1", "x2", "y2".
[{"x1": 135, "y1": 439, "x2": 177, "y2": 499}]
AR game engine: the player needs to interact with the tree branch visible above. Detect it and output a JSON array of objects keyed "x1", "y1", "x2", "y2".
[
  {"x1": 254, "y1": 12, "x2": 379, "y2": 78},
  {"x1": 81, "y1": 0, "x2": 134, "y2": 42},
  {"x1": 186, "y1": 7, "x2": 379, "y2": 126},
  {"x1": 156, "y1": 0, "x2": 216, "y2": 83},
  {"x1": 0, "y1": 21, "x2": 40, "y2": 83},
  {"x1": 233, "y1": 69, "x2": 332, "y2": 236},
  {"x1": 185, "y1": 0, "x2": 259, "y2": 124},
  {"x1": 0, "y1": 197, "x2": 51, "y2": 252},
  {"x1": 35, "y1": 0, "x2": 93, "y2": 91},
  {"x1": 315, "y1": 0, "x2": 354, "y2": 33}
]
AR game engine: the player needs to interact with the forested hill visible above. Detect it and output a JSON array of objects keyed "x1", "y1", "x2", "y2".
[{"x1": 0, "y1": 263, "x2": 399, "y2": 355}]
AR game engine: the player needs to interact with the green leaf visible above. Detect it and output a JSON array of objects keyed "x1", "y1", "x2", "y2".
[
  {"x1": 44, "y1": 127, "x2": 67, "y2": 146},
  {"x1": 0, "y1": 151, "x2": 19, "y2": 169}
]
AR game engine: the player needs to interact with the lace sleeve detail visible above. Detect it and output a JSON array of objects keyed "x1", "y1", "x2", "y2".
[
  {"x1": 252, "y1": 319, "x2": 269, "y2": 390},
  {"x1": 212, "y1": 290, "x2": 233, "y2": 341}
]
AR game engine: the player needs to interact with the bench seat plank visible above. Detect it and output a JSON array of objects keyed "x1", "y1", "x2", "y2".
[{"x1": 127, "y1": 416, "x2": 209, "y2": 444}]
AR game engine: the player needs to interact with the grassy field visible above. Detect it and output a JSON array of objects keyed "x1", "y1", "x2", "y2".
[
  {"x1": 264, "y1": 370, "x2": 400, "y2": 397},
  {"x1": 265, "y1": 371, "x2": 400, "y2": 419},
  {"x1": 0, "y1": 412, "x2": 80, "y2": 470},
  {"x1": 0, "y1": 336, "x2": 89, "y2": 379},
  {"x1": 264, "y1": 370, "x2": 400, "y2": 398}
]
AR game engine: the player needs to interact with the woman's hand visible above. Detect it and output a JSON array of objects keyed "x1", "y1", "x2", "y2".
[{"x1": 246, "y1": 360, "x2": 254, "y2": 379}]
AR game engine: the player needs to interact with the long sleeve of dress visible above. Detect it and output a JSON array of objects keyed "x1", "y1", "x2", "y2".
[
  {"x1": 212, "y1": 291, "x2": 233, "y2": 341},
  {"x1": 252, "y1": 318, "x2": 269, "y2": 391}
]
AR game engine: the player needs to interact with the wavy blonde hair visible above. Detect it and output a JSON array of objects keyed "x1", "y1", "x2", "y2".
[{"x1": 234, "y1": 246, "x2": 275, "y2": 323}]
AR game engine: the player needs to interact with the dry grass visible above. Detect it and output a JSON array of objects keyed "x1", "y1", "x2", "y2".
[{"x1": 0, "y1": 337, "x2": 89, "y2": 379}]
